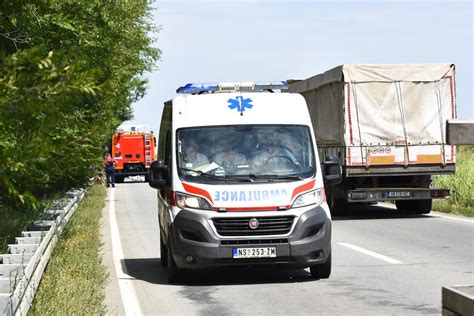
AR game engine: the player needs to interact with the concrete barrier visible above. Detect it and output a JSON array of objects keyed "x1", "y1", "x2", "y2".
[
  {"x1": 14, "y1": 238, "x2": 41, "y2": 246},
  {"x1": 446, "y1": 119, "x2": 474, "y2": 145},
  {"x1": 7, "y1": 245, "x2": 39, "y2": 255},
  {"x1": 0, "y1": 254, "x2": 34, "y2": 265},
  {"x1": 442, "y1": 285, "x2": 474, "y2": 316}
]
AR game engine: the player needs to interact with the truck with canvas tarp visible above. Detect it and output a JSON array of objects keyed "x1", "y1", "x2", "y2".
[{"x1": 288, "y1": 64, "x2": 456, "y2": 214}]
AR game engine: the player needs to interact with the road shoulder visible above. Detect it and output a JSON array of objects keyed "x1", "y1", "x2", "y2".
[{"x1": 101, "y1": 189, "x2": 126, "y2": 315}]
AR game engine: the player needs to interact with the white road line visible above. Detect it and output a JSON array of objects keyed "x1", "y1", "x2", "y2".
[
  {"x1": 380, "y1": 203, "x2": 473, "y2": 224},
  {"x1": 427, "y1": 212, "x2": 474, "y2": 223},
  {"x1": 109, "y1": 189, "x2": 143, "y2": 315},
  {"x1": 338, "y1": 242, "x2": 403, "y2": 264}
]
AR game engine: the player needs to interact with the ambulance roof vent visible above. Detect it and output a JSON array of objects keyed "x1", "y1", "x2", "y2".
[{"x1": 176, "y1": 81, "x2": 288, "y2": 94}]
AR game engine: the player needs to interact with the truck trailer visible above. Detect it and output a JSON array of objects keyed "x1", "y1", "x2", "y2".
[
  {"x1": 288, "y1": 64, "x2": 456, "y2": 214},
  {"x1": 111, "y1": 125, "x2": 156, "y2": 182}
]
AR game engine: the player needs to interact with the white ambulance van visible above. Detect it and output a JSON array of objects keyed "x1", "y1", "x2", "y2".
[{"x1": 149, "y1": 82, "x2": 342, "y2": 283}]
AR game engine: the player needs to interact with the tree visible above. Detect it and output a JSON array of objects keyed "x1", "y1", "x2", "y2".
[{"x1": 0, "y1": 0, "x2": 160, "y2": 208}]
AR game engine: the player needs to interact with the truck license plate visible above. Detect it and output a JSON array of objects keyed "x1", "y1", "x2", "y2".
[
  {"x1": 387, "y1": 191, "x2": 411, "y2": 198},
  {"x1": 232, "y1": 247, "x2": 276, "y2": 259}
]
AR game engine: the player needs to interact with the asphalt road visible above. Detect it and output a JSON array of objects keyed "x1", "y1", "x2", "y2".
[{"x1": 101, "y1": 182, "x2": 473, "y2": 315}]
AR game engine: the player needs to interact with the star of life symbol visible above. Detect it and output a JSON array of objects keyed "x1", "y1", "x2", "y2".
[{"x1": 228, "y1": 96, "x2": 253, "y2": 115}]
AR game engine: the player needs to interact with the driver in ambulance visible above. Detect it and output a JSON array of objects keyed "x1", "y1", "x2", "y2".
[
  {"x1": 182, "y1": 138, "x2": 209, "y2": 169},
  {"x1": 252, "y1": 132, "x2": 298, "y2": 170}
]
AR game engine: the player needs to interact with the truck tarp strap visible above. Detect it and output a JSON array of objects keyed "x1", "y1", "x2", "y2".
[
  {"x1": 395, "y1": 81, "x2": 409, "y2": 166},
  {"x1": 435, "y1": 80, "x2": 446, "y2": 165},
  {"x1": 351, "y1": 81, "x2": 365, "y2": 166}
]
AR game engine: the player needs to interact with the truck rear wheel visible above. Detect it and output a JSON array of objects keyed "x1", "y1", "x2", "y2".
[
  {"x1": 115, "y1": 175, "x2": 124, "y2": 183},
  {"x1": 310, "y1": 251, "x2": 331, "y2": 279},
  {"x1": 327, "y1": 187, "x2": 347, "y2": 215},
  {"x1": 396, "y1": 199, "x2": 432, "y2": 214}
]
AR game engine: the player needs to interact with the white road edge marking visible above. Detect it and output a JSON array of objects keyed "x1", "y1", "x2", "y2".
[
  {"x1": 379, "y1": 202, "x2": 473, "y2": 223},
  {"x1": 427, "y1": 212, "x2": 474, "y2": 223},
  {"x1": 338, "y1": 242, "x2": 403, "y2": 264},
  {"x1": 109, "y1": 189, "x2": 143, "y2": 315}
]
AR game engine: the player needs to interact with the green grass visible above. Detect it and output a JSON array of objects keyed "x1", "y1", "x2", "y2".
[
  {"x1": 0, "y1": 205, "x2": 40, "y2": 254},
  {"x1": 29, "y1": 184, "x2": 108, "y2": 315},
  {"x1": 433, "y1": 146, "x2": 474, "y2": 217}
]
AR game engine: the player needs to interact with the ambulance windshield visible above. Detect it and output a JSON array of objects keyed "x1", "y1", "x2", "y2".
[{"x1": 177, "y1": 125, "x2": 316, "y2": 183}]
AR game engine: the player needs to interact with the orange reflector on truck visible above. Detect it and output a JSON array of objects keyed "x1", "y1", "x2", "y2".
[
  {"x1": 369, "y1": 155, "x2": 395, "y2": 165},
  {"x1": 417, "y1": 154, "x2": 442, "y2": 164}
]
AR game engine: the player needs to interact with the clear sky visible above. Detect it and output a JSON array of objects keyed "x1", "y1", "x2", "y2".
[{"x1": 125, "y1": 0, "x2": 473, "y2": 134}]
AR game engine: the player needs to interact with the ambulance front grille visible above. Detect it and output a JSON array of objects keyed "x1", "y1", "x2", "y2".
[
  {"x1": 212, "y1": 216, "x2": 295, "y2": 236},
  {"x1": 221, "y1": 238, "x2": 289, "y2": 245}
]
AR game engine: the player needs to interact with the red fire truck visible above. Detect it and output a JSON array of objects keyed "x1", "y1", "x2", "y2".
[{"x1": 110, "y1": 125, "x2": 156, "y2": 182}]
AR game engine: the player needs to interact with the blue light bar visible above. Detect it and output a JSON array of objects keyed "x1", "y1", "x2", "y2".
[
  {"x1": 176, "y1": 81, "x2": 288, "y2": 94},
  {"x1": 176, "y1": 83, "x2": 219, "y2": 94},
  {"x1": 255, "y1": 81, "x2": 288, "y2": 91}
]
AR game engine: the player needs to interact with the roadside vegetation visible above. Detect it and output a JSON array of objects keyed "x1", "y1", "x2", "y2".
[
  {"x1": 0, "y1": 1, "x2": 159, "y2": 258},
  {"x1": 0, "y1": 1, "x2": 160, "y2": 210},
  {"x1": 29, "y1": 185, "x2": 108, "y2": 315},
  {"x1": 0, "y1": 205, "x2": 39, "y2": 253},
  {"x1": 433, "y1": 145, "x2": 474, "y2": 217}
]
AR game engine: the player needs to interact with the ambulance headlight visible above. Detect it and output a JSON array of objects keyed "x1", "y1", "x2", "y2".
[
  {"x1": 176, "y1": 192, "x2": 213, "y2": 210},
  {"x1": 292, "y1": 189, "x2": 323, "y2": 208}
]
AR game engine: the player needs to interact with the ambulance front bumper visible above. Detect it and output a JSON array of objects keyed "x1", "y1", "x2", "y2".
[{"x1": 167, "y1": 205, "x2": 331, "y2": 269}]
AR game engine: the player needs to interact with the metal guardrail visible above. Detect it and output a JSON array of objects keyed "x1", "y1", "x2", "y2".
[{"x1": 0, "y1": 188, "x2": 85, "y2": 316}]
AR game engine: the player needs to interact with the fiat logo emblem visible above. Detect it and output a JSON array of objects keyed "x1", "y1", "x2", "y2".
[{"x1": 249, "y1": 218, "x2": 259, "y2": 230}]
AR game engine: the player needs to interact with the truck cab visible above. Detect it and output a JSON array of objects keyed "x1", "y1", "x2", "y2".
[{"x1": 149, "y1": 82, "x2": 341, "y2": 282}]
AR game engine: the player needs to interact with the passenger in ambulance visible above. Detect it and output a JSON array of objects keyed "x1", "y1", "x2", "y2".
[{"x1": 182, "y1": 138, "x2": 209, "y2": 169}]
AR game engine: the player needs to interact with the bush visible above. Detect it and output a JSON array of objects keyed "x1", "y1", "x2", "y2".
[{"x1": 433, "y1": 146, "x2": 474, "y2": 216}]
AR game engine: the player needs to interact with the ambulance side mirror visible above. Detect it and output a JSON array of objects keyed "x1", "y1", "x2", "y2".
[
  {"x1": 323, "y1": 156, "x2": 342, "y2": 185},
  {"x1": 149, "y1": 160, "x2": 168, "y2": 189}
]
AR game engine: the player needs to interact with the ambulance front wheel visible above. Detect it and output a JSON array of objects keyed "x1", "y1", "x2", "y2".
[
  {"x1": 160, "y1": 232, "x2": 168, "y2": 267},
  {"x1": 167, "y1": 240, "x2": 182, "y2": 284},
  {"x1": 310, "y1": 251, "x2": 331, "y2": 279}
]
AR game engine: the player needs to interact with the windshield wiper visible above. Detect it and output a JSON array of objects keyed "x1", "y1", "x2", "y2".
[
  {"x1": 179, "y1": 168, "x2": 252, "y2": 182},
  {"x1": 250, "y1": 174, "x2": 304, "y2": 181},
  {"x1": 275, "y1": 175, "x2": 303, "y2": 180},
  {"x1": 179, "y1": 168, "x2": 226, "y2": 181},
  {"x1": 221, "y1": 175, "x2": 255, "y2": 183}
]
